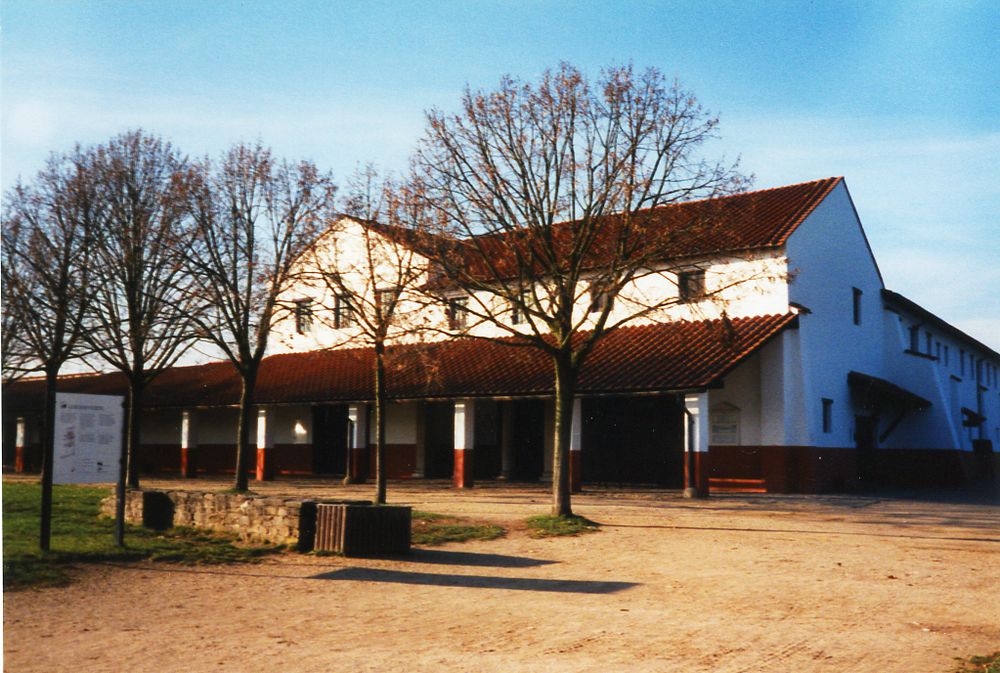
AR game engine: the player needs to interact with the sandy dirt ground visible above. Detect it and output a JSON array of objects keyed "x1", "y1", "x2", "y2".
[{"x1": 4, "y1": 478, "x2": 999, "y2": 673}]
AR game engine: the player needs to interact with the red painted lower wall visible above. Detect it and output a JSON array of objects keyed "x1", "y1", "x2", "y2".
[
  {"x1": 367, "y1": 444, "x2": 417, "y2": 479},
  {"x1": 708, "y1": 445, "x2": 992, "y2": 493}
]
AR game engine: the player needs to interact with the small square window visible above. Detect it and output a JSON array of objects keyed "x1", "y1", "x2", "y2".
[
  {"x1": 294, "y1": 299, "x2": 313, "y2": 335},
  {"x1": 678, "y1": 270, "x2": 706, "y2": 303},
  {"x1": 821, "y1": 398, "x2": 833, "y2": 434},
  {"x1": 448, "y1": 296, "x2": 469, "y2": 330}
]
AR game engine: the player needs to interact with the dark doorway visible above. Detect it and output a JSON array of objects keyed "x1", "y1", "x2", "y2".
[
  {"x1": 509, "y1": 399, "x2": 545, "y2": 480},
  {"x1": 423, "y1": 401, "x2": 455, "y2": 478},
  {"x1": 473, "y1": 400, "x2": 501, "y2": 480},
  {"x1": 312, "y1": 405, "x2": 348, "y2": 475},
  {"x1": 855, "y1": 415, "x2": 878, "y2": 483},
  {"x1": 581, "y1": 396, "x2": 685, "y2": 486}
]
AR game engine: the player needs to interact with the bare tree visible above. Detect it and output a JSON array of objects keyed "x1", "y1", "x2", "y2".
[
  {"x1": 295, "y1": 165, "x2": 431, "y2": 503},
  {"x1": 181, "y1": 143, "x2": 337, "y2": 491},
  {"x1": 1, "y1": 148, "x2": 101, "y2": 549},
  {"x1": 404, "y1": 63, "x2": 750, "y2": 515},
  {"x1": 84, "y1": 131, "x2": 200, "y2": 497}
]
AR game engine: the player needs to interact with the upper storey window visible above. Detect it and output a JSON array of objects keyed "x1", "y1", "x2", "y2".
[
  {"x1": 852, "y1": 287, "x2": 863, "y2": 325},
  {"x1": 678, "y1": 270, "x2": 706, "y2": 303},
  {"x1": 294, "y1": 299, "x2": 313, "y2": 335},
  {"x1": 334, "y1": 294, "x2": 354, "y2": 329},
  {"x1": 376, "y1": 287, "x2": 398, "y2": 321},
  {"x1": 447, "y1": 296, "x2": 469, "y2": 330},
  {"x1": 588, "y1": 282, "x2": 613, "y2": 314}
]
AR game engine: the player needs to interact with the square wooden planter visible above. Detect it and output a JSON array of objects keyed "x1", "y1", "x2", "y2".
[{"x1": 313, "y1": 503, "x2": 412, "y2": 556}]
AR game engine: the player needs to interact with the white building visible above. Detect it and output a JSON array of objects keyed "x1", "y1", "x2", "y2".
[{"x1": 6, "y1": 177, "x2": 998, "y2": 492}]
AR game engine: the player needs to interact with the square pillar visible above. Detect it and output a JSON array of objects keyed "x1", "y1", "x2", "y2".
[
  {"x1": 541, "y1": 399, "x2": 554, "y2": 482},
  {"x1": 14, "y1": 417, "x2": 27, "y2": 473},
  {"x1": 347, "y1": 403, "x2": 369, "y2": 483},
  {"x1": 684, "y1": 392, "x2": 710, "y2": 497},
  {"x1": 180, "y1": 410, "x2": 198, "y2": 478},
  {"x1": 256, "y1": 406, "x2": 276, "y2": 481},
  {"x1": 453, "y1": 399, "x2": 475, "y2": 488},
  {"x1": 499, "y1": 401, "x2": 514, "y2": 480},
  {"x1": 413, "y1": 402, "x2": 427, "y2": 479},
  {"x1": 569, "y1": 397, "x2": 582, "y2": 493}
]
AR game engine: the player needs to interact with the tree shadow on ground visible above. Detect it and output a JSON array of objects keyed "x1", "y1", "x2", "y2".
[
  {"x1": 404, "y1": 549, "x2": 558, "y2": 568},
  {"x1": 311, "y1": 567, "x2": 637, "y2": 593}
]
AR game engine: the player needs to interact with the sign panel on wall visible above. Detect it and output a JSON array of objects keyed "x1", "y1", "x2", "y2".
[
  {"x1": 53, "y1": 393, "x2": 123, "y2": 484},
  {"x1": 710, "y1": 404, "x2": 741, "y2": 446}
]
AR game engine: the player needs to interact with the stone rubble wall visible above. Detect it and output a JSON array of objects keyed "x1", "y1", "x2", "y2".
[{"x1": 100, "y1": 489, "x2": 309, "y2": 546}]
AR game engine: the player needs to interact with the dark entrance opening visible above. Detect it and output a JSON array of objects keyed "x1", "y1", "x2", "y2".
[
  {"x1": 855, "y1": 414, "x2": 878, "y2": 484},
  {"x1": 423, "y1": 401, "x2": 455, "y2": 478},
  {"x1": 581, "y1": 396, "x2": 684, "y2": 486},
  {"x1": 473, "y1": 400, "x2": 501, "y2": 480},
  {"x1": 312, "y1": 404, "x2": 348, "y2": 476},
  {"x1": 509, "y1": 399, "x2": 545, "y2": 480}
]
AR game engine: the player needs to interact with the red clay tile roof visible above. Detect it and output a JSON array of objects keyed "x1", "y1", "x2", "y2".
[
  {"x1": 427, "y1": 177, "x2": 843, "y2": 284},
  {"x1": 4, "y1": 313, "x2": 797, "y2": 411}
]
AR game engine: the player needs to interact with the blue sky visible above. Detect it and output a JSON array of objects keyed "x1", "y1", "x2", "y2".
[{"x1": 3, "y1": 0, "x2": 998, "y2": 347}]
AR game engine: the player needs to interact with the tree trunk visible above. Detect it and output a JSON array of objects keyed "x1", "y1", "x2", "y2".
[
  {"x1": 125, "y1": 379, "x2": 144, "y2": 489},
  {"x1": 234, "y1": 371, "x2": 257, "y2": 492},
  {"x1": 551, "y1": 354, "x2": 577, "y2": 516},
  {"x1": 373, "y1": 342, "x2": 387, "y2": 505},
  {"x1": 39, "y1": 368, "x2": 58, "y2": 551}
]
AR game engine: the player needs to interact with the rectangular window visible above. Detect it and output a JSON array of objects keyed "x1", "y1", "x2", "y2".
[
  {"x1": 334, "y1": 294, "x2": 353, "y2": 329},
  {"x1": 852, "y1": 287, "x2": 863, "y2": 325},
  {"x1": 960, "y1": 350, "x2": 966, "y2": 376},
  {"x1": 944, "y1": 345, "x2": 949, "y2": 367},
  {"x1": 294, "y1": 299, "x2": 313, "y2": 335},
  {"x1": 936, "y1": 341, "x2": 941, "y2": 362},
  {"x1": 447, "y1": 296, "x2": 469, "y2": 330},
  {"x1": 678, "y1": 270, "x2": 706, "y2": 303},
  {"x1": 588, "y1": 282, "x2": 613, "y2": 314},
  {"x1": 511, "y1": 299, "x2": 523, "y2": 325},
  {"x1": 925, "y1": 331, "x2": 933, "y2": 355},
  {"x1": 376, "y1": 287, "x2": 397, "y2": 320},
  {"x1": 822, "y1": 398, "x2": 833, "y2": 434},
  {"x1": 909, "y1": 326, "x2": 920, "y2": 352}
]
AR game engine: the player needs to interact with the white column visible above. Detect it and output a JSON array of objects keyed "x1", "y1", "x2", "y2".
[
  {"x1": 180, "y1": 409, "x2": 199, "y2": 478},
  {"x1": 499, "y1": 401, "x2": 514, "y2": 479},
  {"x1": 413, "y1": 403, "x2": 426, "y2": 478},
  {"x1": 454, "y1": 400, "x2": 475, "y2": 450},
  {"x1": 570, "y1": 398, "x2": 582, "y2": 452},
  {"x1": 255, "y1": 406, "x2": 276, "y2": 480},
  {"x1": 348, "y1": 404, "x2": 368, "y2": 450},
  {"x1": 14, "y1": 417, "x2": 27, "y2": 473},
  {"x1": 684, "y1": 392, "x2": 710, "y2": 497},
  {"x1": 346, "y1": 403, "x2": 369, "y2": 482},
  {"x1": 569, "y1": 397, "x2": 583, "y2": 491},
  {"x1": 181, "y1": 410, "x2": 197, "y2": 449},
  {"x1": 256, "y1": 407, "x2": 274, "y2": 450},
  {"x1": 453, "y1": 399, "x2": 476, "y2": 487},
  {"x1": 542, "y1": 399, "x2": 554, "y2": 481}
]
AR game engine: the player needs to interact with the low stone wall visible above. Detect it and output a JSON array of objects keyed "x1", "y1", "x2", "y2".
[{"x1": 100, "y1": 489, "x2": 315, "y2": 547}]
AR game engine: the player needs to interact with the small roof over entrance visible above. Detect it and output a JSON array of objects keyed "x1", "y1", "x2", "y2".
[{"x1": 847, "y1": 371, "x2": 931, "y2": 412}]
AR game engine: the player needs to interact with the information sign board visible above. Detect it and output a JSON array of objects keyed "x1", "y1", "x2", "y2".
[{"x1": 53, "y1": 393, "x2": 123, "y2": 484}]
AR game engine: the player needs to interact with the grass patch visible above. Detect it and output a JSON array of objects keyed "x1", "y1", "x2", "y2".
[
  {"x1": 2, "y1": 482, "x2": 279, "y2": 591},
  {"x1": 525, "y1": 514, "x2": 599, "y2": 538},
  {"x1": 954, "y1": 652, "x2": 1000, "y2": 673},
  {"x1": 411, "y1": 511, "x2": 506, "y2": 546}
]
